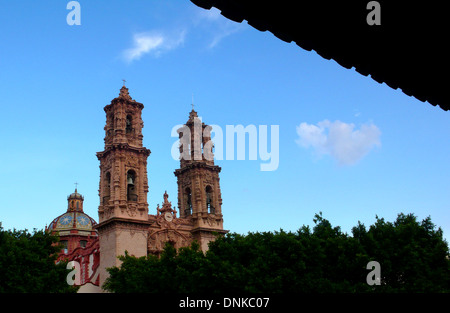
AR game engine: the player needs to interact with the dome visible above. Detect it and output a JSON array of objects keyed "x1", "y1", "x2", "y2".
[
  {"x1": 48, "y1": 211, "x2": 97, "y2": 232},
  {"x1": 47, "y1": 188, "x2": 97, "y2": 233}
]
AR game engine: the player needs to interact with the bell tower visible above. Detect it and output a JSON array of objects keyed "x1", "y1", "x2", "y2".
[
  {"x1": 95, "y1": 84, "x2": 151, "y2": 288},
  {"x1": 174, "y1": 109, "x2": 226, "y2": 251}
]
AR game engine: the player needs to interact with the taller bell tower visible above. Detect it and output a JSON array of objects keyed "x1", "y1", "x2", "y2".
[{"x1": 95, "y1": 85, "x2": 151, "y2": 287}]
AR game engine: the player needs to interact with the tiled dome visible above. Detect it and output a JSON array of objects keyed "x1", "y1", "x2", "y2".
[{"x1": 48, "y1": 211, "x2": 97, "y2": 232}]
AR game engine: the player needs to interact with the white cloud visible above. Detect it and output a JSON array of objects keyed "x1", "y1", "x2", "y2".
[
  {"x1": 296, "y1": 120, "x2": 381, "y2": 166},
  {"x1": 123, "y1": 29, "x2": 186, "y2": 63},
  {"x1": 121, "y1": 7, "x2": 244, "y2": 62}
]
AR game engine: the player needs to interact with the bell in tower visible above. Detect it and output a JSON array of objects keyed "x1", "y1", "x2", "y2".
[{"x1": 127, "y1": 170, "x2": 137, "y2": 201}]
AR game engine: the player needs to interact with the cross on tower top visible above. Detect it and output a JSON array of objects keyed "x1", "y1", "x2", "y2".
[
  {"x1": 74, "y1": 182, "x2": 79, "y2": 192},
  {"x1": 122, "y1": 79, "x2": 126, "y2": 87}
]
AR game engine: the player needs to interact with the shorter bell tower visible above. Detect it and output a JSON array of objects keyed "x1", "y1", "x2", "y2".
[{"x1": 174, "y1": 109, "x2": 226, "y2": 251}]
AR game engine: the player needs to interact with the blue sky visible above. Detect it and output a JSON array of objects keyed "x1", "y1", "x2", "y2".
[{"x1": 1, "y1": 1, "x2": 449, "y2": 242}]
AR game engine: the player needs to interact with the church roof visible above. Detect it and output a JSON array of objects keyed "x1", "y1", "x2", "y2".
[{"x1": 190, "y1": 0, "x2": 449, "y2": 111}]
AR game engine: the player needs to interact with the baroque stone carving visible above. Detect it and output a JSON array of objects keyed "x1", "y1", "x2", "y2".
[{"x1": 127, "y1": 203, "x2": 138, "y2": 217}]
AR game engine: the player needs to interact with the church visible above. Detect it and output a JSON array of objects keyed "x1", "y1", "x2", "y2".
[{"x1": 47, "y1": 84, "x2": 228, "y2": 292}]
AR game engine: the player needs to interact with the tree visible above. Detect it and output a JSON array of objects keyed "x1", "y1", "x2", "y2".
[
  {"x1": 0, "y1": 225, "x2": 78, "y2": 293},
  {"x1": 352, "y1": 213, "x2": 450, "y2": 292},
  {"x1": 103, "y1": 213, "x2": 450, "y2": 293}
]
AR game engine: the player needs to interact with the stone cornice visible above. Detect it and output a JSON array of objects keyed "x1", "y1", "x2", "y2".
[
  {"x1": 104, "y1": 97, "x2": 144, "y2": 111},
  {"x1": 174, "y1": 162, "x2": 221, "y2": 176},
  {"x1": 190, "y1": 227, "x2": 229, "y2": 235},
  {"x1": 97, "y1": 144, "x2": 151, "y2": 159},
  {"x1": 94, "y1": 217, "x2": 153, "y2": 232}
]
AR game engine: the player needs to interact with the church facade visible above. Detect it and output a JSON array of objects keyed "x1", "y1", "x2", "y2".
[{"x1": 48, "y1": 85, "x2": 227, "y2": 291}]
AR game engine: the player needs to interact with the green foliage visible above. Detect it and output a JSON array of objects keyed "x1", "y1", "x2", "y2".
[
  {"x1": 351, "y1": 213, "x2": 450, "y2": 292},
  {"x1": 104, "y1": 213, "x2": 450, "y2": 293},
  {"x1": 0, "y1": 225, "x2": 78, "y2": 293}
]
